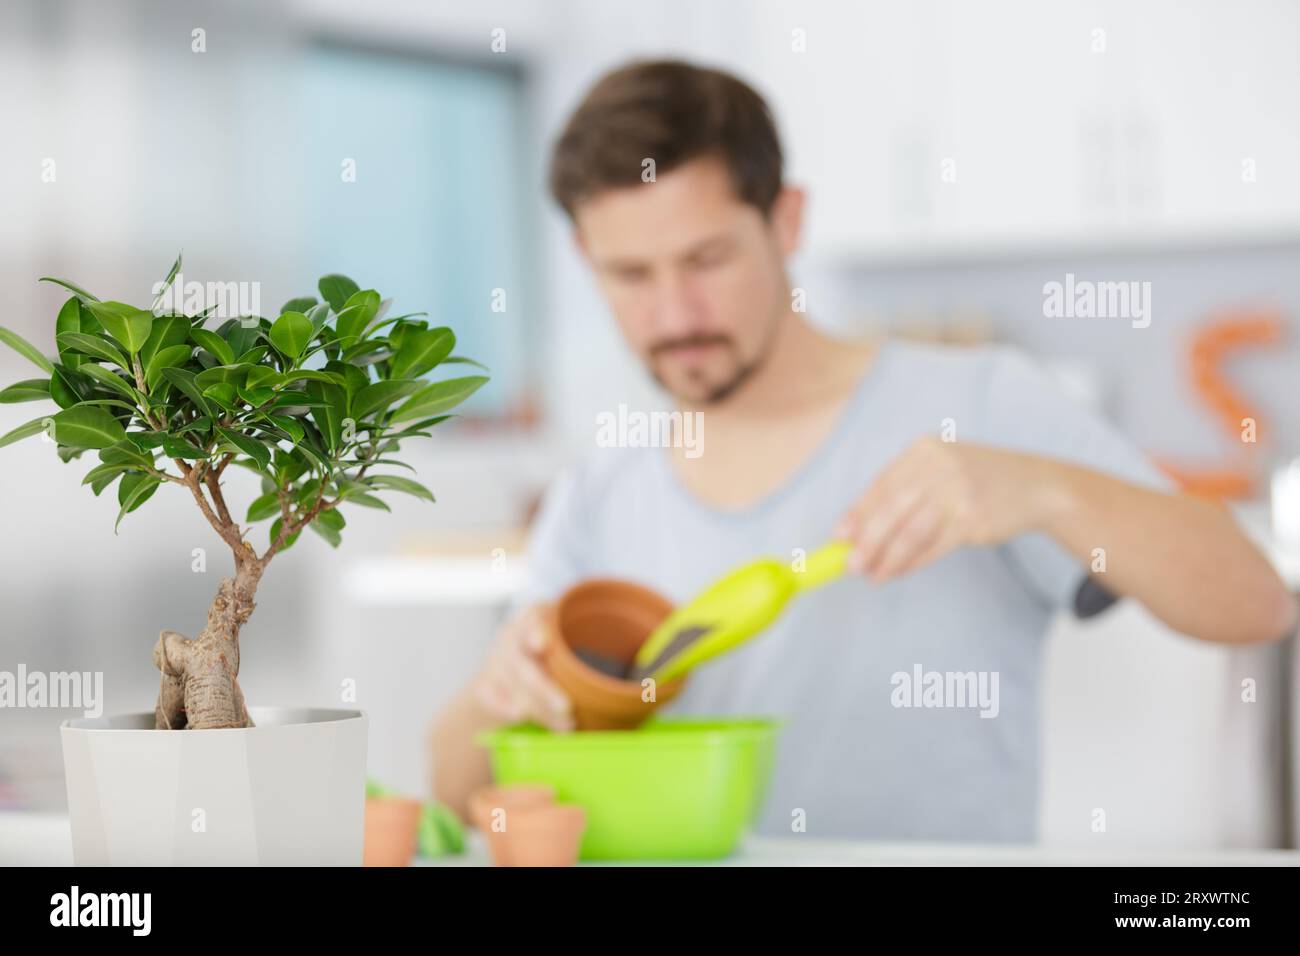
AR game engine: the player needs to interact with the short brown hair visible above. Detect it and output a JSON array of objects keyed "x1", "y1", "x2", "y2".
[{"x1": 549, "y1": 60, "x2": 784, "y2": 219}]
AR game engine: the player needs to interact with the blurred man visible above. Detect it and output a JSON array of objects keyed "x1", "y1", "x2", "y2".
[{"x1": 433, "y1": 61, "x2": 1295, "y2": 841}]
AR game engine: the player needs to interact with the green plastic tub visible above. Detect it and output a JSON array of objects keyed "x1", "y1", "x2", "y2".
[{"x1": 478, "y1": 717, "x2": 780, "y2": 860}]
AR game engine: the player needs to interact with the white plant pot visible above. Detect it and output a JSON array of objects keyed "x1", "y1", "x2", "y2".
[{"x1": 60, "y1": 707, "x2": 367, "y2": 866}]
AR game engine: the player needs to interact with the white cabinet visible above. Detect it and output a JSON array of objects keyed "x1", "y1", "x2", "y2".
[
  {"x1": 1039, "y1": 602, "x2": 1287, "y2": 849},
  {"x1": 749, "y1": 0, "x2": 1300, "y2": 261}
]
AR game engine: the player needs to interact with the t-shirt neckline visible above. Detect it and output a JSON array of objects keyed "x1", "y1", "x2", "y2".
[{"x1": 653, "y1": 336, "x2": 895, "y2": 524}]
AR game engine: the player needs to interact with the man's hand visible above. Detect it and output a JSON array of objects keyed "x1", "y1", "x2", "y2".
[
  {"x1": 472, "y1": 605, "x2": 575, "y2": 732},
  {"x1": 836, "y1": 438, "x2": 1066, "y2": 584}
]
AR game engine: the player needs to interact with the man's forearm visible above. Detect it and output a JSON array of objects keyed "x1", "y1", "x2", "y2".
[
  {"x1": 430, "y1": 689, "x2": 497, "y2": 822},
  {"x1": 1038, "y1": 459, "x2": 1297, "y2": 644}
]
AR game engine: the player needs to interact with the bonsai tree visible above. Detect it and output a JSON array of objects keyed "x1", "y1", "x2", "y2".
[{"x1": 0, "y1": 256, "x2": 486, "y2": 730}]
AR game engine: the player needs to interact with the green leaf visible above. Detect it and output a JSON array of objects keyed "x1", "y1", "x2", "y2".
[
  {"x1": 238, "y1": 385, "x2": 275, "y2": 408},
  {"x1": 389, "y1": 327, "x2": 454, "y2": 380},
  {"x1": 385, "y1": 415, "x2": 452, "y2": 437},
  {"x1": 49, "y1": 365, "x2": 89, "y2": 408},
  {"x1": 202, "y1": 382, "x2": 239, "y2": 410},
  {"x1": 269, "y1": 390, "x2": 331, "y2": 411},
  {"x1": 365, "y1": 474, "x2": 436, "y2": 502},
  {"x1": 98, "y1": 440, "x2": 156, "y2": 469},
  {"x1": 83, "y1": 302, "x2": 153, "y2": 355},
  {"x1": 295, "y1": 478, "x2": 322, "y2": 505},
  {"x1": 350, "y1": 379, "x2": 421, "y2": 421},
  {"x1": 82, "y1": 462, "x2": 128, "y2": 496},
  {"x1": 139, "y1": 315, "x2": 191, "y2": 371},
  {"x1": 0, "y1": 378, "x2": 51, "y2": 403},
  {"x1": 74, "y1": 364, "x2": 143, "y2": 403},
  {"x1": 246, "y1": 366, "x2": 280, "y2": 389},
  {"x1": 55, "y1": 332, "x2": 129, "y2": 369},
  {"x1": 340, "y1": 339, "x2": 392, "y2": 364},
  {"x1": 306, "y1": 302, "x2": 332, "y2": 337},
  {"x1": 289, "y1": 438, "x2": 328, "y2": 471},
  {"x1": 441, "y1": 355, "x2": 490, "y2": 371},
  {"x1": 328, "y1": 361, "x2": 370, "y2": 400},
  {"x1": 318, "y1": 274, "x2": 360, "y2": 312},
  {"x1": 77, "y1": 398, "x2": 144, "y2": 414},
  {"x1": 281, "y1": 296, "x2": 317, "y2": 315},
  {"x1": 307, "y1": 381, "x2": 346, "y2": 453},
  {"x1": 246, "y1": 492, "x2": 281, "y2": 522},
  {"x1": 390, "y1": 375, "x2": 487, "y2": 423},
  {"x1": 262, "y1": 414, "x2": 304, "y2": 443},
  {"x1": 273, "y1": 447, "x2": 310, "y2": 484},
  {"x1": 160, "y1": 367, "x2": 212, "y2": 416},
  {"x1": 269, "y1": 310, "x2": 313, "y2": 360},
  {"x1": 90, "y1": 471, "x2": 121, "y2": 495},
  {"x1": 191, "y1": 328, "x2": 235, "y2": 365},
  {"x1": 38, "y1": 276, "x2": 99, "y2": 302},
  {"x1": 115, "y1": 473, "x2": 161, "y2": 531},
  {"x1": 173, "y1": 416, "x2": 212, "y2": 436},
  {"x1": 277, "y1": 369, "x2": 347, "y2": 388},
  {"x1": 388, "y1": 321, "x2": 422, "y2": 353},
  {"x1": 161, "y1": 435, "x2": 207, "y2": 459},
  {"x1": 55, "y1": 299, "x2": 85, "y2": 369},
  {"x1": 340, "y1": 490, "x2": 390, "y2": 511},
  {"x1": 0, "y1": 415, "x2": 53, "y2": 448},
  {"x1": 0, "y1": 326, "x2": 55, "y2": 374},
  {"x1": 216, "y1": 426, "x2": 271, "y2": 471},
  {"x1": 335, "y1": 289, "x2": 381, "y2": 345},
  {"x1": 128, "y1": 431, "x2": 165, "y2": 451},
  {"x1": 236, "y1": 345, "x2": 269, "y2": 366},
  {"x1": 339, "y1": 459, "x2": 417, "y2": 475},
  {"x1": 145, "y1": 344, "x2": 194, "y2": 390},
  {"x1": 309, "y1": 507, "x2": 344, "y2": 547},
  {"x1": 218, "y1": 320, "x2": 263, "y2": 358},
  {"x1": 151, "y1": 252, "x2": 183, "y2": 308},
  {"x1": 363, "y1": 310, "x2": 425, "y2": 340},
  {"x1": 194, "y1": 364, "x2": 248, "y2": 390},
  {"x1": 50, "y1": 406, "x2": 127, "y2": 449}
]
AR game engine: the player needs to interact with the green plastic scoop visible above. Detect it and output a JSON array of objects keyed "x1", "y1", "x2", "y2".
[{"x1": 630, "y1": 540, "x2": 852, "y2": 684}]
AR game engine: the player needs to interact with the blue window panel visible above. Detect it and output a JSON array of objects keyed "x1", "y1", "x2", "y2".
[{"x1": 301, "y1": 45, "x2": 531, "y2": 417}]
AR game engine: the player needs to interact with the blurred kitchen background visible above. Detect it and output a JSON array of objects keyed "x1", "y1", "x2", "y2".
[{"x1": 1, "y1": 0, "x2": 1298, "y2": 848}]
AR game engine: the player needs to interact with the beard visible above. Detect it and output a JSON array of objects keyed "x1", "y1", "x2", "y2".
[{"x1": 647, "y1": 332, "x2": 765, "y2": 405}]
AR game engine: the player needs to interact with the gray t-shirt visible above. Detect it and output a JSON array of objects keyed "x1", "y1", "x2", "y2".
[{"x1": 517, "y1": 340, "x2": 1167, "y2": 843}]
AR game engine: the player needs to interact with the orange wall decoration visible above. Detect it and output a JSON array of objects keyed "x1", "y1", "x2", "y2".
[{"x1": 1157, "y1": 312, "x2": 1284, "y2": 500}]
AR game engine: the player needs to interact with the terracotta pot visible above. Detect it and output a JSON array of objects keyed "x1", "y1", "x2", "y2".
[
  {"x1": 468, "y1": 783, "x2": 555, "y2": 867},
  {"x1": 504, "y1": 804, "x2": 587, "y2": 867},
  {"x1": 363, "y1": 796, "x2": 422, "y2": 867},
  {"x1": 541, "y1": 579, "x2": 687, "y2": 730}
]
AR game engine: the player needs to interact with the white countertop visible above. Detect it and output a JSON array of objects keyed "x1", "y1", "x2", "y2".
[
  {"x1": 426, "y1": 832, "x2": 1300, "y2": 867},
  {"x1": 1, "y1": 813, "x2": 73, "y2": 866},
  {"x1": 4, "y1": 813, "x2": 1296, "y2": 867}
]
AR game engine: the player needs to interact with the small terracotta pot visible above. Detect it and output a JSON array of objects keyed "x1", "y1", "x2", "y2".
[
  {"x1": 468, "y1": 784, "x2": 555, "y2": 867},
  {"x1": 541, "y1": 579, "x2": 687, "y2": 730},
  {"x1": 363, "y1": 796, "x2": 422, "y2": 867},
  {"x1": 505, "y1": 804, "x2": 587, "y2": 867}
]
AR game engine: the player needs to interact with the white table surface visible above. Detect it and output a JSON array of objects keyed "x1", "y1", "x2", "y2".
[{"x1": 4, "y1": 812, "x2": 1296, "y2": 867}]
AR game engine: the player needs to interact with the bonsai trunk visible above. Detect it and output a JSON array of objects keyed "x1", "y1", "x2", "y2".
[{"x1": 153, "y1": 557, "x2": 264, "y2": 730}]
